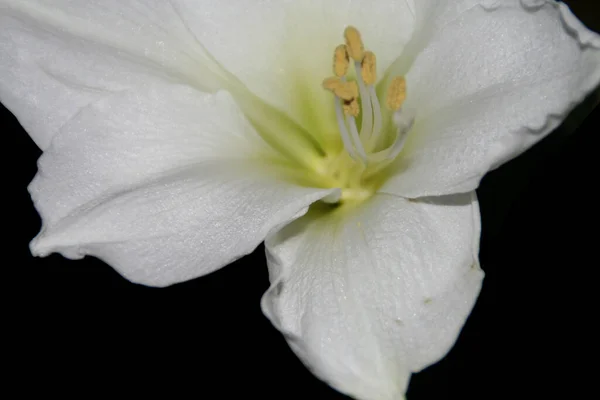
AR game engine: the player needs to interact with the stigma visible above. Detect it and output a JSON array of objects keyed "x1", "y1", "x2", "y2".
[{"x1": 322, "y1": 26, "x2": 411, "y2": 167}]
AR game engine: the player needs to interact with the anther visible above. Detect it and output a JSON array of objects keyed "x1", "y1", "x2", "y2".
[
  {"x1": 322, "y1": 77, "x2": 359, "y2": 101},
  {"x1": 386, "y1": 76, "x2": 407, "y2": 110},
  {"x1": 361, "y1": 51, "x2": 377, "y2": 85},
  {"x1": 344, "y1": 26, "x2": 364, "y2": 61},
  {"x1": 343, "y1": 99, "x2": 360, "y2": 117},
  {"x1": 334, "y1": 45, "x2": 350, "y2": 77}
]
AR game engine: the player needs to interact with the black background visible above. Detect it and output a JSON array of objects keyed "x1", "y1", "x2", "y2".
[{"x1": 5, "y1": 1, "x2": 599, "y2": 399}]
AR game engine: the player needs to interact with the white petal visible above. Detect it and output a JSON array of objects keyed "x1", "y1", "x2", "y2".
[
  {"x1": 175, "y1": 0, "x2": 416, "y2": 142},
  {"x1": 381, "y1": 0, "x2": 600, "y2": 198},
  {"x1": 0, "y1": 0, "x2": 227, "y2": 150},
  {"x1": 29, "y1": 81, "x2": 335, "y2": 287},
  {"x1": 262, "y1": 192, "x2": 483, "y2": 400}
]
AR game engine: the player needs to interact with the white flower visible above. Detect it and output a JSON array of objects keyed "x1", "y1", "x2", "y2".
[{"x1": 1, "y1": 0, "x2": 599, "y2": 398}]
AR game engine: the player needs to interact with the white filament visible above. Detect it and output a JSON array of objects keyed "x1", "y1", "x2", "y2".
[
  {"x1": 333, "y1": 100, "x2": 410, "y2": 166},
  {"x1": 368, "y1": 110, "x2": 413, "y2": 163},
  {"x1": 367, "y1": 85, "x2": 383, "y2": 150},
  {"x1": 354, "y1": 62, "x2": 373, "y2": 141},
  {"x1": 346, "y1": 115, "x2": 368, "y2": 163},
  {"x1": 334, "y1": 96, "x2": 361, "y2": 162}
]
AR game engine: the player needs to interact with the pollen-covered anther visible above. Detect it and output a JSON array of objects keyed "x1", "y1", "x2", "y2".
[
  {"x1": 344, "y1": 26, "x2": 364, "y2": 61},
  {"x1": 322, "y1": 77, "x2": 359, "y2": 101},
  {"x1": 343, "y1": 99, "x2": 360, "y2": 117},
  {"x1": 361, "y1": 51, "x2": 377, "y2": 86},
  {"x1": 386, "y1": 76, "x2": 407, "y2": 110},
  {"x1": 334, "y1": 45, "x2": 350, "y2": 77}
]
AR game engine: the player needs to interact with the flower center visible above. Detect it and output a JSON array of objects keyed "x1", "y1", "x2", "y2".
[{"x1": 319, "y1": 26, "x2": 411, "y2": 204}]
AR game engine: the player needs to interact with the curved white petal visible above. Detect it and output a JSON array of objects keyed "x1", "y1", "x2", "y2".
[
  {"x1": 0, "y1": 0, "x2": 228, "y2": 150},
  {"x1": 29, "y1": 81, "x2": 336, "y2": 287},
  {"x1": 262, "y1": 192, "x2": 483, "y2": 400},
  {"x1": 175, "y1": 0, "x2": 416, "y2": 142},
  {"x1": 381, "y1": 0, "x2": 600, "y2": 198}
]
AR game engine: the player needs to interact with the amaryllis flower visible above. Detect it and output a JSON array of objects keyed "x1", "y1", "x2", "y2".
[{"x1": 2, "y1": 0, "x2": 599, "y2": 399}]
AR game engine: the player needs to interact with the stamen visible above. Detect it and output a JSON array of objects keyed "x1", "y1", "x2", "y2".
[
  {"x1": 322, "y1": 77, "x2": 359, "y2": 101},
  {"x1": 361, "y1": 51, "x2": 377, "y2": 86},
  {"x1": 367, "y1": 85, "x2": 383, "y2": 149},
  {"x1": 386, "y1": 76, "x2": 407, "y2": 111},
  {"x1": 334, "y1": 45, "x2": 350, "y2": 77},
  {"x1": 323, "y1": 26, "x2": 412, "y2": 176},
  {"x1": 368, "y1": 111, "x2": 413, "y2": 164},
  {"x1": 344, "y1": 26, "x2": 365, "y2": 61},
  {"x1": 334, "y1": 97, "x2": 361, "y2": 162},
  {"x1": 368, "y1": 125, "x2": 408, "y2": 163},
  {"x1": 354, "y1": 61, "x2": 373, "y2": 141},
  {"x1": 346, "y1": 114, "x2": 368, "y2": 162}
]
